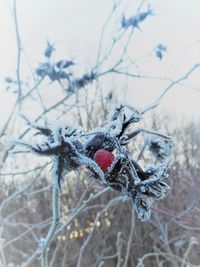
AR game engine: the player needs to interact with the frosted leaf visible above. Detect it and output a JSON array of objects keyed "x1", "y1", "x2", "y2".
[
  {"x1": 35, "y1": 62, "x2": 71, "y2": 81},
  {"x1": 56, "y1": 60, "x2": 74, "y2": 69},
  {"x1": 44, "y1": 41, "x2": 55, "y2": 58},
  {"x1": 35, "y1": 62, "x2": 52, "y2": 78},
  {"x1": 148, "y1": 137, "x2": 173, "y2": 161},
  {"x1": 67, "y1": 71, "x2": 96, "y2": 92},
  {"x1": 5, "y1": 76, "x2": 13, "y2": 83},
  {"x1": 142, "y1": 182, "x2": 170, "y2": 199},
  {"x1": 121, "y1": 6, "x2": 154, "y2": 29},
  {"x1": 133, "y1": 195, "x2": 151, "y2": 222},
  {"x1": 84, "y1": 132, "x2": 116, "y2": 158},
  {"x1": 155, "y1": 44, "x2": 167, "y2": 60}
]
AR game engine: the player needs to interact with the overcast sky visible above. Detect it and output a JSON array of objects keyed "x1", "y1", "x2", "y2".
[{"x1": 0, "y1": 0, "x2": 200, "y2": 128}]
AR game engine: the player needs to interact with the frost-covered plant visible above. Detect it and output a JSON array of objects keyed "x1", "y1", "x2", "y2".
[
  {"x1": 13, "y1": 104, "x2": 173, "y2": 266},
  {"x1": 15, "y1": 104, "x2": 173, "y2": 222}
]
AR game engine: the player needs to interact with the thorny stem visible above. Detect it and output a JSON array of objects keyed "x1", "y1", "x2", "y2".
[{"x1": 41, "y1": 174, "x2": 60, "y2": 267}]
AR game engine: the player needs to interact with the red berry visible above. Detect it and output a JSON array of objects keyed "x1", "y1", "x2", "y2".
[{"x1": 93, "y1": 149, "x2": 115, "y2": 173}]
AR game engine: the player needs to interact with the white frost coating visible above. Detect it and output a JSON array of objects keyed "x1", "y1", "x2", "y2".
[
  {"x1": 75, "y1": 152, "x2": 105, "y2": 182},
  {"x1": 51, "y1": 158, "x2": 62, "y2": 189},
  {"x1": 20, "y1": 114, "x2": 39, "y2": 128},
  {"x1": 133, "y1": 195, "x2": 151, "y2": 222},
  {"x1": 49, "y1": 122, "x2": 82, "y2": 147},
  {"x1": 11, "y1": 139, "x2": 48, "y2": 156},
  {"x1": 139, "y1": 161, "x2": 170, "y2": 186},
  {"x1": 106, "y1": 104, "x2": 124, "y2": 121},
  {"x1": 11, "y1": 138, "x2": 31, "y2": 148},
  {"x1": 129, "y1": 160, "x2": 141, "y2": 185},
  {"x1": 105, "y1": 120, "x2": 123, "y2": 137},
  {"x1": 140, "y1": 186, "x2": 146, "y2": 193}
]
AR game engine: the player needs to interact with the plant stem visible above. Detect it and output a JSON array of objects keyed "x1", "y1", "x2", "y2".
[
  {"x1": 41, "y1": 179, "x2": 60, "y2": 267},
  {"x1": 13, "y1": 0, "x2": 22, "y2": 103}
]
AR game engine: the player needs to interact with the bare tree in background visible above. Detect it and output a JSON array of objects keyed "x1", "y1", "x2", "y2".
[{"x1": 0, "y1": 0, "x2": 200, "y2": 266}]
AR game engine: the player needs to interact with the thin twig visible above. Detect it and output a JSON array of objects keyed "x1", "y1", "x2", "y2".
[
  {"x1": 13, "y1": 0, "x2": 22, "y2": 103},
  {"x1": 122, "y1": 207, "x2": 135, "y2": 267},
  {"x1": 41, "y1": 176, "x2": 60, "y2": 267}
]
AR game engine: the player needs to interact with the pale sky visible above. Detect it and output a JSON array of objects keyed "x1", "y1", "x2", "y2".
[{"x1": 0, "y1": 0, "x2": 200, "y2": 128}]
